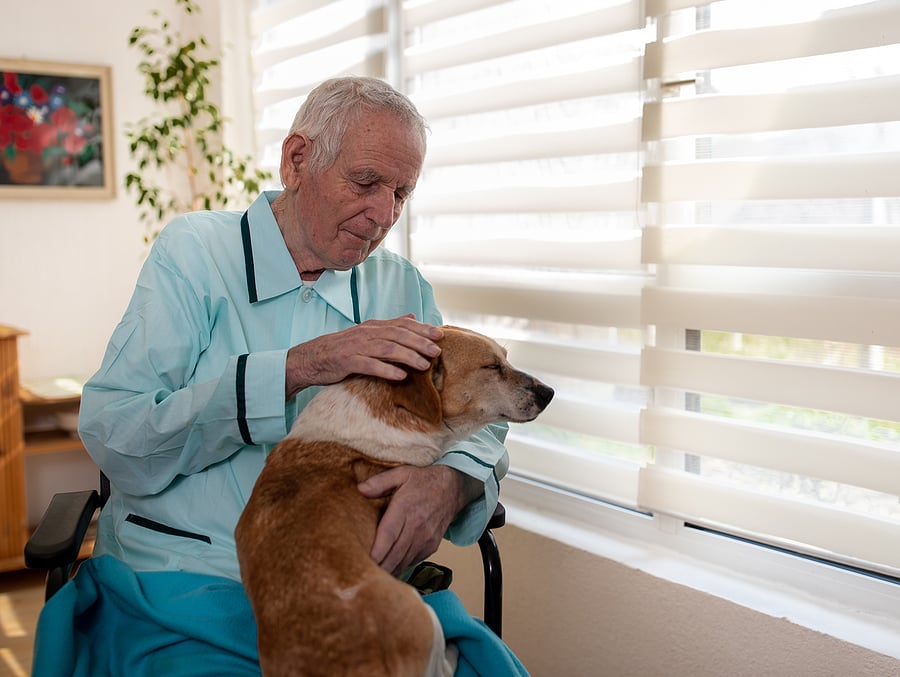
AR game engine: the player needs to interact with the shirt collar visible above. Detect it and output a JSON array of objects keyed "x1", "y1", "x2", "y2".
[
  {"x1": 242, "y1": 191, "x2": 299, "y2": 303},
  {"x1": 242, "y1": 191, "x2": 359, "y2": 323},
  {"x1": 310, "y1": 268, "x2": 358, "y2": 323}
]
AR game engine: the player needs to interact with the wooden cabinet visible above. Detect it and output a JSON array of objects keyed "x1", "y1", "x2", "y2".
[
  {"x1": 0, "y1": 326, "x2": 28, "y2": 571},
  {"x1": 0, "y1": 325, "x2": 89, "y2": 572}
]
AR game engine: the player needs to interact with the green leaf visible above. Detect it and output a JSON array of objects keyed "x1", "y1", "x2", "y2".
[{"x1": 124, "y1": 0, "x2": 274, "y2": 242}]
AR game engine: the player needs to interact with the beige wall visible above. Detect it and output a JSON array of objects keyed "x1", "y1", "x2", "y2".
[
  {"x1": 0, "y1": 0, "x2": 224, "y2": 383},
  {"x1": 437, "y1": 526, "x2": 900, "y2": 677}
]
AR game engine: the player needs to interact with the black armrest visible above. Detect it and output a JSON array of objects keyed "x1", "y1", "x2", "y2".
[
  {"x1": 24, "y1": 489, "x2": 101, "y2": 570},
  {"x1": 487, "y1": 501, "x2": 506, "y2": 530},
  {"x1": 478, "y1": 501, "x2": 506, "y2": 637}
]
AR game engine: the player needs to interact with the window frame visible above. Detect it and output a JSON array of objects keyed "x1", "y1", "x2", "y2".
[{"x1": 501, "y1": 474, "x2": 900, "y2": 661}]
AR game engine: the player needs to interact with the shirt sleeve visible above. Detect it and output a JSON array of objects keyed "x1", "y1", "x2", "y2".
[
  {"x1": 78, "y1": 225, "x2": 288, "y2": 496},
  {"x1": 436, "y1": 422, "x2": 510, "y2": 546}
]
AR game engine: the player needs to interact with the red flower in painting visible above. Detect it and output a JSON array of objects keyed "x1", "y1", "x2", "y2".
[
  {"x1": 29, "y1": 83, "x2": 48, "y2": 105},
  {"x1": 50, "y1": 106, "x2": 87, "y2": 154},
  {"x1": 3, "y1": 72, "x2": 21, "y2": 95},
  {"x1": 50, "y1": 106, "x2": 78, "y2": 131},
  {"x1": 25, "y1": 122, "x2": 58, "y2": 153},
  {"x1": 0, "y1": 105, "x2": 33, "y2": 147}
]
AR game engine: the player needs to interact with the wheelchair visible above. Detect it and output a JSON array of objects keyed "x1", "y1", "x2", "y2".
[{"x1": 24, "y1": 473, "x2": 507, "y2": 637}]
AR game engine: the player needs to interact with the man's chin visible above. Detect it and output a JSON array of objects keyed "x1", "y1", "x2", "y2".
[{"x1": 337, "y1": 247, "x2": 375, "y2": 268}]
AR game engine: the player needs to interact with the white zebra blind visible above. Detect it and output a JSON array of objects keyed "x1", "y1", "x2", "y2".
[
  {"x1": 247, "y1": 0, "x2": 900, "y2": 577},
  {"x1": 403, "y1": 0, "x2": 652, "y2": 507},
  {"x1": 639, "y1": 0, "x2": 900, "y2": 576}
]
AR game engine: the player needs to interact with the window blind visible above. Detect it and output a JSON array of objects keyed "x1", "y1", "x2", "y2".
[
  {"x1": 640, "y1": 0, "x2": 900, "y2": 576},
  {"x1": 403, "y1": 0, "x2": 651, "y2": 507},
  {"x1": 246, "y1": 0, "x2": 900, "y2": 578}
]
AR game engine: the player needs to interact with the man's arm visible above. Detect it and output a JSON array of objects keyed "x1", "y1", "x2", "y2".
[
  {"x1": 358, "y1": 422, "x2": 509, "y2": 575},
  {"x1": 438, "y1": 422, "x2": 510, "y2": 541},
  {"x1": 78, "y1": 227, "x2": 291, "y2": 496}
]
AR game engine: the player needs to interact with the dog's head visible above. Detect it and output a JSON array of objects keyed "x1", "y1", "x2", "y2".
[
  {"x1": 390, "y1": 325, "x2": 554, "y2": 442},
  {"x1": 293, "y1": 325, "x2": 554, "y2": 465}
]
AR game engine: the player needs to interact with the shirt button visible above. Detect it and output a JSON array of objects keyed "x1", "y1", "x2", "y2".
[{"x1": 301, "y1": 288, "x2": 313, "y2": 303}]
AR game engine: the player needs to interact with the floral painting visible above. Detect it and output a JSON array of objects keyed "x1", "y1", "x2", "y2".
[{"x1": 0, "y1": 59, "x2": 114, "y2": 198}]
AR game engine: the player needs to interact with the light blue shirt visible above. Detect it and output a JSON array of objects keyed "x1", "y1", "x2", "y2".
[{"x1": 79, "y1": 191, "x2": 509, "y2": 581}]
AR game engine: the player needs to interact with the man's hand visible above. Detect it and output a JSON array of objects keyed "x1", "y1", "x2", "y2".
[
  {"x1": 358, "y1": 465, "x2": 483, "y2": 576},
  {"x1": 285, "y1": 315, "x2": 442, "y2": 398}
]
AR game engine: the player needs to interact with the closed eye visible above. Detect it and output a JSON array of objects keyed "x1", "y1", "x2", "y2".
[{"x1": 349, "y1": 169, "x2": 380, "y2": 191}]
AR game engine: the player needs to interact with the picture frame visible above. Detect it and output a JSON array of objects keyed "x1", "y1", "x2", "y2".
[{"x1": 0, "y1": 58, "x2": 115, "y2": 199}]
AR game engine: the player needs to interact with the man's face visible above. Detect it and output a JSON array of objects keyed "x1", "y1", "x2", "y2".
[{"x1": 285, "y1": 109, "x2": 425, "y2": 271}]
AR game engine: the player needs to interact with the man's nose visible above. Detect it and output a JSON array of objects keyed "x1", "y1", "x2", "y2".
[{"x1": 367, "y1": 185, "x2": 399, "y2": 228}]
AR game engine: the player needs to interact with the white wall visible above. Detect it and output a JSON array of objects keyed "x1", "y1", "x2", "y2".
[{"x1": 0, "y1": 0, "x2": 224, "y2": 383}]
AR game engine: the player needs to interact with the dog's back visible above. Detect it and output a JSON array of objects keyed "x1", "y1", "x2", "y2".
[{"x1": 236, "y1": 440, "x2": 441, "y2": 676}]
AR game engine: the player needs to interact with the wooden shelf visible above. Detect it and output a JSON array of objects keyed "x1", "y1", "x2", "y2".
[
  {"x1": 1, "y1": 332, "x2": 93, "y2": 571},
  {"x1": 24, "y1": 430, "x2": 85, "y2": 456},
  {"x1": 0, "y1": 326, "x2": 27, "y2": 568},
  {"x1": 20, "y1": 384, "x2": 84, "y2": 456}
]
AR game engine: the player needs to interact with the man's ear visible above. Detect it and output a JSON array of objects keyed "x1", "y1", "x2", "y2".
[
  {"x1": 280, "y1": 132, "x2": 311, "y2": 190},
  {"x1": 392, "y1": 356, "x2": 442, "y2": 426}
]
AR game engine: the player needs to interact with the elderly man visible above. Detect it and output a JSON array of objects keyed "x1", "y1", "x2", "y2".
[{"x1": 32, "y1": 77, "x2": 524, "y2": 676}]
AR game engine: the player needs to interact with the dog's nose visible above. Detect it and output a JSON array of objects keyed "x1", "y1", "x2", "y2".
[{"x1": 533, "y1": 382, "x2": 554, "y2": 410}]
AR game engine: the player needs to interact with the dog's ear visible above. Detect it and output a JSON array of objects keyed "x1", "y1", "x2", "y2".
[
  {"x1": 430, "y1": 353, "x2": 445, "y2": 392},
  {"x1": 392, "y1": 355, "x2": 443, "y2": 425}
]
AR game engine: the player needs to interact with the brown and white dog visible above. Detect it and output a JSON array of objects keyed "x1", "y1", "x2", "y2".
[{"x1": 235, "y1": 326, "x2": 554, "y2": 677}]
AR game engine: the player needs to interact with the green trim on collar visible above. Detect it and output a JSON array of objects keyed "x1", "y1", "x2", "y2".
[{"x1": 240, "y1": 212, "x2": 258, "y2": 304}]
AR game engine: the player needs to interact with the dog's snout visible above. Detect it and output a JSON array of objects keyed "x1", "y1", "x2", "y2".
[{"x1": 532, "y1": 382, "x2": 554, "y2": 410}]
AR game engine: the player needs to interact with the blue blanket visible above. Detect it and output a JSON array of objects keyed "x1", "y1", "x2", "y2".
[{"x1": 32, "y1": 555, "x2": 528, "y2": 677}]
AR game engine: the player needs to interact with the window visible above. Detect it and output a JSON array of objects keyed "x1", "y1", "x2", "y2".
[
  {"x1": 402, "y1": 0, "x2": 652, "y2": 507},
  {"x1": 641, "y1": 0, "x2": 900, "y2": 576},
  {"x1": 249, "y1": 0, "x2": 900, "y2": 579}
]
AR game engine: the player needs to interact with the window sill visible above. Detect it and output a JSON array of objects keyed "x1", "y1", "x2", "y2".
[{"x1": 502, "y1": 474, "x2": 900, "y2": 661}]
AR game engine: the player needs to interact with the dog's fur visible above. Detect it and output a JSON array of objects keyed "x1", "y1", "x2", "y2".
[{"x1": 235, "y1": 326, "x2": 554, "y2": 676}]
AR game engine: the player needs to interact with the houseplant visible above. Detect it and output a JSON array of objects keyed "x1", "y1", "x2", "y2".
[{"x1": 125, "y1": 0, "x2": 271, "y2": 242}]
